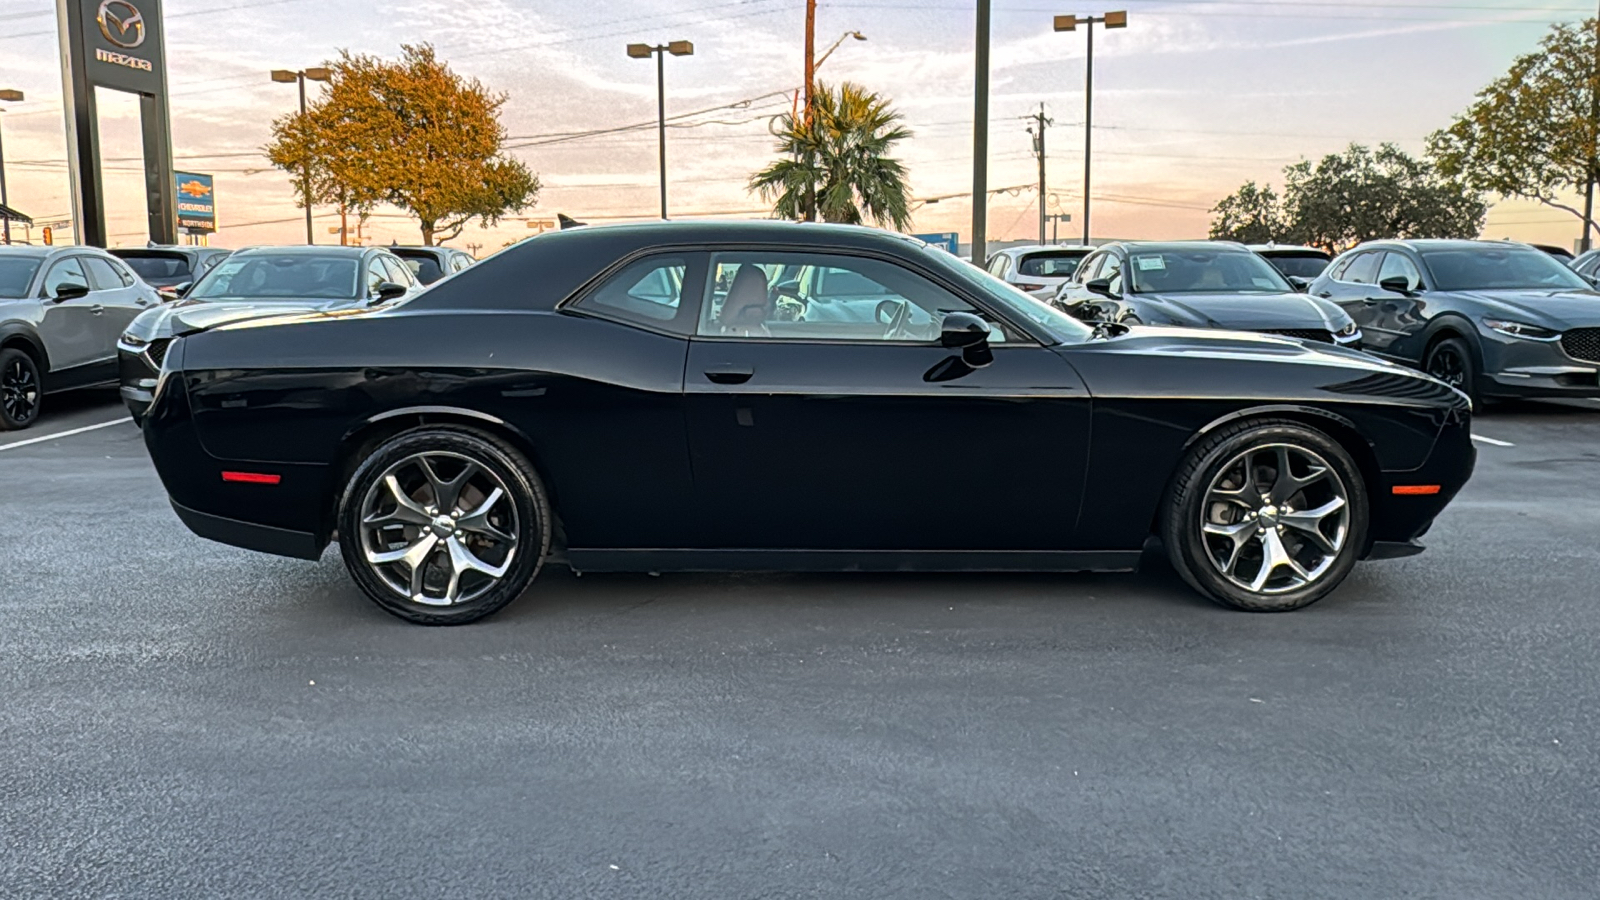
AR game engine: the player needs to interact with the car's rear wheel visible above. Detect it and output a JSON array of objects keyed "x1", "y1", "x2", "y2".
[
  {"x1": 0, "y1": 348, "x2": 42, "y2": 431},
  {"x1": 1425, "y1": 336, "x2": 1478, "y2": 405},
  {"x1": 338, "y1": 427, "x2": 551, "y2": 625},
  {"x1": 1162, "y1": 420, "x2": 1368, "y2": 612}
]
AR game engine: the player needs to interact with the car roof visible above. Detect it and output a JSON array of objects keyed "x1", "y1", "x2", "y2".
[
  {"x1": 231, "y1": 245, "x2": 379, "y2": 257},
  {"x1": 0, "y1": 245, "x2": 56, "y2": 259},
  {"x1": 1246, "y1": 244, "x2": 1329, "y2": 256},
  {"x1": 994, "y1": 244, "x2": 1093, "y2": 257},
  {"x1": 1355, "y1": 238, "x2": 1537, "y2": 253},
  {"x1": 512, "y1": 219, "x2": 934, "y2": 255},
  {"x1": 1104, "y1": 240, "x2": 1252, "y2": 254}
]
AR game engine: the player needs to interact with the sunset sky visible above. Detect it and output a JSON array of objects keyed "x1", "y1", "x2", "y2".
[{"x1": 0, "y1": 0, "x2": 1589, "y2": 251}]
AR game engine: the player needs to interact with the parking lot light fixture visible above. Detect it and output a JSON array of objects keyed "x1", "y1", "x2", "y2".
[
  {"x1": 272, "y1": 67, "x2": 331, "y2": 244},
  {"x1": 0, "y1": 88, "x2": 21, "y2": 245},
  {"x1": 1053, "y1": 10, "x2": 1127, "y2": 245},
  {"x1": 629, "y1": 40, "x2": 695, "y2": 219}
]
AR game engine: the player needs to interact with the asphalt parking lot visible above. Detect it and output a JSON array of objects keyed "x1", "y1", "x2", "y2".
[{"x1": 3, "y1": 389, "x2": 1599, "y2": 899}]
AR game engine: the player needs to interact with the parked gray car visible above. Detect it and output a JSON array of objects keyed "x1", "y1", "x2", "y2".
[
  {"x1": 1, "y1": 245, "x2": 161, "y2": 430},
  {"x1": 985, "y1": 244, "x2": 1093, "y2": 300}
]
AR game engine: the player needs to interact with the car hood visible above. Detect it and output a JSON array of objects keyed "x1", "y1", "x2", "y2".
[
  {"x1": 123, "y1": 297, "x2": 367, "y2": 341},
  {"x1": 1444, "y1": 289, "x2": 1600, "y2": 330},
  {"x1": 1134, "y1": 292, "x2": 1350, "y2": 330}
]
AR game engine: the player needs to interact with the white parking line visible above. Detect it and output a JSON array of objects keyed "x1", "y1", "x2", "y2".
[
  {"x1": 1471, "y1": 434, "x2": 1515, "y2": 447},
  {"x1": 0, "y1": 417, "x2": 133, "y2": 452}
]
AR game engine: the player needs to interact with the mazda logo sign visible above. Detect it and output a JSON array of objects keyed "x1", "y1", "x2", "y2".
[{"x1": 96, "y1": 0, "x2": 145, "y2": 50}]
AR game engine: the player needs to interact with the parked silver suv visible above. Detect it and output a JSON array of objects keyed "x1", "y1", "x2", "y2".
[{"x1": 0, "y1": 245, "x2": 161, "y2": 430}]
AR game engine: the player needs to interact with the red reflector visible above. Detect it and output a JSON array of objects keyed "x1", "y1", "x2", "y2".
[
  {"x1": 222, "y1": 471, "x2": 281, "y2": 485},
  {"x1": 1391, "y1": 485, "x2": 1441, "y2": 495}
]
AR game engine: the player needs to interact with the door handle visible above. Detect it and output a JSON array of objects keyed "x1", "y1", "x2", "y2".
[
  {"x1": 703, "y1": 365, "x2": 753, "y2": 385},
  {"x1": 1362, "y1": 297, "x2": 1382, "y2": 305},
  {"x1": 89, "y1": 304, "x2": 105, "y2": 315},
  {"x1": 1316, "y1": 291, "x2": 1333, "y2": 299}
]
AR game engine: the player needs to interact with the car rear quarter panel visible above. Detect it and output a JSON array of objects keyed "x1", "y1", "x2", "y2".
[{"x1": 170, "y1": 308, "x2": 696, "y2": 548}]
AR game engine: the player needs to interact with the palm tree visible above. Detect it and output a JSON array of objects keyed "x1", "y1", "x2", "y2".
[{"x1": 750, "y1": 82, "x2": 913, "y2": 231}]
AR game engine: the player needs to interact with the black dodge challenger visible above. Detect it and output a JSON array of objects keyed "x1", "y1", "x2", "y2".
[{"x1": 139, "y1": 221, "x2": 1475, "y2": 624}]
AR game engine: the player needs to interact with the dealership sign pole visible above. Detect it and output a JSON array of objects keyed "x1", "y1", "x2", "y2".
[{"x1": 54, "y1": 0, "x2": 177, "y2": 247}]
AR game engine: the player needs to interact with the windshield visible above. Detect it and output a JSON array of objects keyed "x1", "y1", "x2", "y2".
[
  {"x1": 1421, "y1": 248, "x2": 1591, "y2": 292},
  {"x1": 0, "y1": 258, "x2": 42, "y2": 299},
  {"x1": 189, "y1": 254, "x2": 361, "y2": 301},
  {"x1": 116, "y1": 253, "x2": 191, "y2": 281},
  {"x1": 1128, "y1": 249, "x2": 1293, "y2": 294},
  {"x1": 1018, "y1": 251, "x2": 1089, "y2": 278},
  {"x1": 921, "y1": 245, "x2": 1094, "y2": 344},
  {"x1": 1263, "y1": 254, "x2": 1330, "y2": 280}
]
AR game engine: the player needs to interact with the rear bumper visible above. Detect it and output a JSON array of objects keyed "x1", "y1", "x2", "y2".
[{"x1": 171, "y1": 499, "x2": 324, "y2": 560}]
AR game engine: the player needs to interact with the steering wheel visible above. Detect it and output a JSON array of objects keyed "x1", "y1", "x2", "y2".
[{"x1": 876, "y1": 298, "x2": 913, "y2": 340}]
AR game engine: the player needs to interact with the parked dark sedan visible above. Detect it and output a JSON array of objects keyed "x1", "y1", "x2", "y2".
[
  {"x1": 139, "y1": 221, "x2": 1473, "y2": 624},
  {"x1": 110, "y1": 245, "x2": 231, "y2": 299},
  {"x1": 1308, "y1": 239, "x2": 1600, "y2": 402},
  {"x1": 118, "y1": 245, "x2": 419, "y2": 422},
  {"x1": 390, "y1": 246, "x2": 475, "y2": 285},
  {"x1": 1, "y1": 245, "x2": 161, "y2": 429},
  {"x1": 1054, "y1": 242, "x2": 1361, "y2": 346}
]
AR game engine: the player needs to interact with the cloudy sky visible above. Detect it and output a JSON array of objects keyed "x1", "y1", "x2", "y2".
[{"x1": 0, "y1": 0, "x2": 1588, "y2": 250}]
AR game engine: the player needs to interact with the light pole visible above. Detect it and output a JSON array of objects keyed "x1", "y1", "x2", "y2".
[
  {"x1": 1053, "y1": 11, "x2": 1126, "y2": 246},
  {"x1": 973, "y1": 0, "x2": 991, "y2": 265},
  {"x1": 815, "y1": 30, "x2": 867, "y2": 74},
  {"x1": 0, "y1": 89, "x2": 21, "y2": 246},
  {"x1": 271, "y1": 67, "x2": 332, "y2": 244},
  {"x1": 628, "y1": 40, "x2": 695, "y2": 219}
]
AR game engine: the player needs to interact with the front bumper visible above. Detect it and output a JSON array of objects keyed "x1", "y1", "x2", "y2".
[
  {"x1": 1481, "y1": 332, "x2": 1600, "y2": 398},
  {"x1": 1363, "y1": 409, "x2": 1476, "y2": 556},
  {"x1": 117, "y1": 343, "x2": 162, "y2": 423}
]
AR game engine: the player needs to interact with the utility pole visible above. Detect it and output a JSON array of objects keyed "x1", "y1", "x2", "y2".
[
  {"x1": 1585, "y1": 1, "x2": 1598, "y2": 252},
  {"x1": 972, "y1": 0, "x2": 991, "y2": 265},
  {"x1": 804, "y1": 0, "x2": 817, "y2": 116},
  {"x1": 1028, "y1": 103, "x2": 1053, "y2": 245}
]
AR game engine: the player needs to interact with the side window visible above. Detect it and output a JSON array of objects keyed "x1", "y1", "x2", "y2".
[
  {"x1": 81, "y1": 257, "x2": 125, "y2": 291},
  {"x1": 987, "y1": 255, "x2": 1009, "y2": 277},
  {"x1": 1377, "y1": 252, "x2": 1423, "y2": 290},
  {"x1": 41, "y1": 258, "x2": 89, "y2": 297},
  {"x1": 1343, "y1": 252, "x2": 1382, "y2": 285},
  {"x1": 452, "y1": 253, "x2": 473, "y2": 272},
  {"x1": 381, "y1": 256, "x2": 415, "y2": 286},
  {"x1": 1325, "y1": 254, "x2": 1354, "y2": 281},
  {"x1": 106, "y1": 258, "x2": 137, "y2": 286},
  {"x1": 366, "y1": 259, "x2": 387, "y2": 295},
  {"x1": 573, "y1": 254, "x2": 696, "y2": 334},
  {"x1": 1100, "y1": 254, "x2": 1124, "y2": 293},
  {"x1": 1075, "y1": 254, "x2": 1102, "y2": 284},
  {"x1": 696, "y1": 251, "x2": 1006, "y2": 344}
]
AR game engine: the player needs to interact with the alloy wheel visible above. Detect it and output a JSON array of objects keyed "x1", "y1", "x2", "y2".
[
  {"x1": 1427, "y1": 346, "x2": 1466, "y2": 388},
  {"x1": 357, "y1": 451, "x2": 519, "y2": 606},
  {"x1": 2, "y1": 355, "x2": 40, "y2": 426},
  {"x1": 1199, "y1": 443, "x2": 1350, "y2": 595}
]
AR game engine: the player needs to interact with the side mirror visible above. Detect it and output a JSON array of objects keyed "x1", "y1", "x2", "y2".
[
  {"x1": 1085, "y1": 277, "x2": 1119, "y2": 299},
  {"x1": 373, "y1": 281, "x2": 408, "y2": 303},
  {"x1": 1378, "y1": 275, "x2": 1417, "y2": 296},
  {"x1": 1287, "y1": 275, "x2": 1310, "y2": 292},
  {"x1": 939, "y1": 312, "x2": 993, "y2": 368},
  {"x1": 52, "y1": 283, "x2": 91, "y2": 302}
]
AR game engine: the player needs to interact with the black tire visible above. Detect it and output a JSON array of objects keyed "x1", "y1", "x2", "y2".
[
  {"x1": 0, "y1": 347, "x2": 43, "y2": 431},
  {"x1": 337, "y1": 427, "x2": 552, "y2": 625},
  {"x1": 1425, "y1": 336, "x2": 1479, "y2": 406},
  {"x1": 1161, "y1": 419, "x2": 1369, "y2": 612}
]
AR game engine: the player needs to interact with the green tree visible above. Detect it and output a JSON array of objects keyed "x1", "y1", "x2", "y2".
[
  {"x1": 1428, "y1": 20, "x2": 1600, "y2": 236},
  {"x1": 750, "y1": 82, "x2": 913, "y2": 230},
  {"x1": 265, "y1": 44, "x2": 539, "y2": 246},
  {"x1": 1208, "y1": 181, "x2": 1285, "y2": 244},
  {"x1": 1208, "y1": 144, "x2": 1485, "y2": 253}
]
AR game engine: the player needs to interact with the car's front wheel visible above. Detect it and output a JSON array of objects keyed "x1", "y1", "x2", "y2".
[
  {"x1": 1162, "y1": 420, "x2": 1368, "y2": 612},
  {"x1": 338, "y1": 427, "x2": 551, "y2": 625},
  {"x1": 1425, "y1": 336, "x2": 1478, "y2": 405},
  {"x1": 0, "y1": 347, "x2": 42, "y2": 431}
]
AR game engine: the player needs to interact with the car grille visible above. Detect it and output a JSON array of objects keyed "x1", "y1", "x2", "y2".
[
  {"x1": 1263, "y1": 328, "x2": 1333, "y2": 344},
  {"x1": 144, "y1": 339, "x2": 171, "y2": 368},
  {"x1": 1562, "y1": 328, "x2": 1600, "y2": 363}
]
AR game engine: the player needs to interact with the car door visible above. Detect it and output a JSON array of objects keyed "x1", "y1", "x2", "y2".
[
  {"x1": 1322, "y1": 251, "x2": 1383, "y2": 343},
  {"x1": 81, "y1": 255, "x2": 154, "y2": 348},
  {"x1": 1363, "y1": 251, "x2": 1427, "y2": 356},
  {"x1": 36, "y1": 256, "x2": 102, "y2": 373},
  {"x1": 683, "y1": 247, "x2": 1092, "y2": 553}
]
